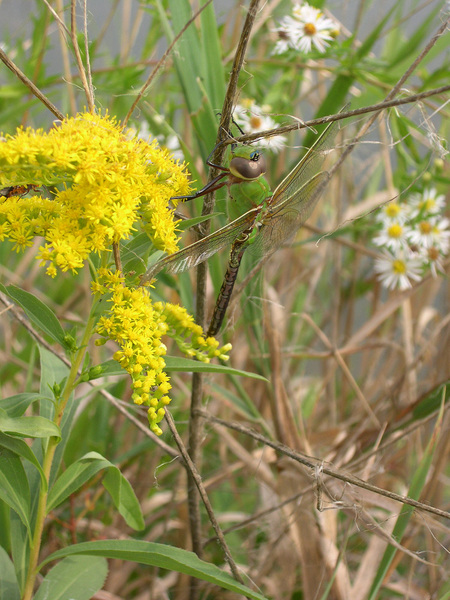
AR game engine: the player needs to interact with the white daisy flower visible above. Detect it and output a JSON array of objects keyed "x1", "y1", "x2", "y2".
[
  {"x1": 407, "y1": 216, "x2": 450, "y2": 250},
  {"x1": 409, "y1": 188, "x2": 446, "y2": 218},
  {"x1": 373, "y1": 221, "x2": 411, "y2": 252},
  {"x1": 234, "y1": 101, "x2": 286, "y2": 153},
  {"x1": 376, "y1": 201, "x2": 411, "y2": 224},
  {"x1": 374, "y1": 250, "x2": 423, "y2": 290},
  {"x1": 273, "y1": 2, "x2": 337, "y2": 55},
  {"x1": 424, "y1": 246, "x2": 447, "y2": 278}
]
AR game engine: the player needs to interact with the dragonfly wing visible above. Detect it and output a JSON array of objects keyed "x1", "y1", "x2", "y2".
[
  {"x1": 142, "y1": 207, "x2": 260, "y2": 282},
  {"x1": 251, "y1": 171, "x2": 330, "y2": 256},
  {"x1": 269, "y1": 118, "x2": 338, "y2": 209}
]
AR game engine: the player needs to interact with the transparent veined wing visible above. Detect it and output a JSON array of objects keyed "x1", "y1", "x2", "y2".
[
  {"x1": 254, "y1": 171, "x2": 330, "y2": 256},
  {"x1": 141, "y1": 206, "x2": 261, "y2": 283},
  {"x1": 268, "y1": 118, "x2": 338, "y2": 210},
  {"x1": 248, "y1": 119, "x2": 339, "y2": 256}
]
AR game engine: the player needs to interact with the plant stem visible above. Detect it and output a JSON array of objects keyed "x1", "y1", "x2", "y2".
[{"x1": 22, "y1": 308, "x2": 97, "y2": 600}]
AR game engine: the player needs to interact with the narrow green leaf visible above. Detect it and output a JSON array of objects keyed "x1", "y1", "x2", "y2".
[
  {"x1": 86, "y1": 359, "x2": 126, "y2": 379},
  {"x1": 1, "y1": 284, "x2": 66, "y2": 347},
  {"x1": 300, "y1": 77, "x2": 352, "y2": 151},
  {"x1": 9, "y1": 513, "x2": 29, "y2": 591},
  {"x1": 176, "y1": 212, "x2": 223, "y2": 231},
  {"x1": 0, "y1": 433, "x2": 47, "y2": 490},
  {"x1": 41, "y1": 540, "x2": 269, "y2": 600},
  {"x1": 164, "y1": 356, "x2": 268, "y2": 380},
  {"x1": 34, "y1": 555, "x2": 108, "y2": 600},
  {"x1": 0, "y1": 546, "x2": 21, "y2": 600},
  {"x1": 103, "y1": 468, "x2": 145, "y2": 531},
  {"x1": 386, "y1": 9, "x2": 438, "y2": 68},
  {"x1": 0, "y1": 410, "x2": 60, "y2": 441},
  {"x1": 0, "y1": 393, "x2": 48, "y2": 418},
  {"x1": 0, "y1": 449, "x2": 31, "y2": 537},
  {"x1": 89, "y1": 357, "x2": 267, "y2": 381},
  {"x1": 355, "y1": 6, "x2": 395, "y2": 60},
  {"x1": 200, "y1": 1, "x2": 226, "y2": 108},
  {"x1": 47, "y1": 452, "x2": 144, "y2": 530}
]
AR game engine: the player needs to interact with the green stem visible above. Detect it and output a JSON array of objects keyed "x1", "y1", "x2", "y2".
[{"x1": 21, "y1": 305, "x2": 98, "y2": 600}]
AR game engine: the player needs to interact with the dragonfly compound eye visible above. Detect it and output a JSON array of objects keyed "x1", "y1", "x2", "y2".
[{"x1": 229, "y1": 153, "x2": 267, "y2": 180}]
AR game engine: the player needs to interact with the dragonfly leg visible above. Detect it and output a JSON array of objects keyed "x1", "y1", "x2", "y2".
[{"x1": 170, "y1": 172, "x2": 229, "y2": 202}]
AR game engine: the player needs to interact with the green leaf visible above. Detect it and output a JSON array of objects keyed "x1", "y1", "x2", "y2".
[
  {"x1": 34, "y1": 555, "x2": 108, "y2": 600},
  {"x1": 355, "y1": 6, "x2": 395, "y2": 60},
  {"x1": 47, "y1": 452, "x2": 144, "y2": 530},
  {"x1": 41, "y1": 540, "x2": 269, "y2": 600},
  {"x1": 0, "y1": 433, "x2": 47, "y2": 490},
  {"x1": 0, "y1": 284, "x2": 66, "y2": 347},
  {"x1": 0, "y1": 409, "x2": 61, "y2": 441},
  {"x1": 300, "y1": 77, "x2": 352, "y2": 151},
  {"x1": 120, "y1": 233, "x2": 150, "y2": 265},
  {"x1": 0, "y1": 393, "x2": 48, "y2": 418},
  {"x1": 0, "y1": 546, "x2": 21, "y2": 600},
  {"x1": 0, "y1": 449, "x2": 31, "y2": 537},
  {"x1": 176, "y1": 212, "x2": 223, "y2": 231},
  {"x1": 386, "y1": 9, "x2": 438, "y2": 68},
  {"x1": 103, "y1": 468, "x2": 145, "y2": 532},
  {"x1": 164, "y1": 356, "x2": 268, "y2": 380},
  {"x1": 199, "y1": 1, "x2": 226, "y2": 108},
  {"x1": 90, "y1": 357, "x2": 267, "y2": 381}
]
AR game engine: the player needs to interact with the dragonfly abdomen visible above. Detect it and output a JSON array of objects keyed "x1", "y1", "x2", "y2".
[{"x1": 206, "y1": 238, "x2": 249, "y2": 337}]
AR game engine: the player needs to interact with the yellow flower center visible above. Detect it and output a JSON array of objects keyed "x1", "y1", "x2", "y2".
[
  {"x1": 384, "y1": 203, "x2": 401, "y2": 217},
  {"x1": 419, "y1": 221, "x2": 432, "y2": 234},
  {"x1": 387, "y1": 223, "x2": 403, "y2": 238},
  {"x1": 423, "y1": 197, "x2": 435, "y2": 211},
  {"x1": 428, "y1": 247, "x2": 439, "y2": 260},
  {"x1": 392, "y1": 260, "x2": 407, "y2": 274},
  {"x1": 304, "y1": 22, "x2": 317, "y2": 36},
  {"x1": 250, "y1": 116, "x2": 263, "y2": 129}
]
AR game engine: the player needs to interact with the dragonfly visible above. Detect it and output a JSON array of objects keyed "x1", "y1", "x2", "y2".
[{"x1": 141, "y1": 118, "x2": 340, "y2": 336}]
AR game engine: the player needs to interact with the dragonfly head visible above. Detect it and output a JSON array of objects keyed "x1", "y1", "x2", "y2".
[{"x1": 229, "y1": 145, "x2": 267, "y2": 181}]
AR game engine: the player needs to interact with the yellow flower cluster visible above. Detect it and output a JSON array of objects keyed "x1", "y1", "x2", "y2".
[
  {"x1": 94, "y1": 271, "x2": 231, "y2": 435},
  {"x1": 95, "y1": 269, "x2": 170, "y2": 435},
  {"x1": 153, "y1": 302, "x2": 232, "y2": 363},
  {"x1": 0, "y1": 112, "x2": 190, "y2": 275}
]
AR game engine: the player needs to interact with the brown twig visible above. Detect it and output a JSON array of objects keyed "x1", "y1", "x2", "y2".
[
  {"x1": 164, "y1": 410, "x2": 248, "y2": 588},
  {"x1": 194, "y1": 409, "x2": 450, "y2": 520},
  {"x1": 233, "y1": 84, "x2": 450, "y2": 145},
  {"x1": 0, "y1": 47, "x2": 64, "y2": 120},
  {"x1": 70, "y1": 0, "x2": 95, "y2": 112}
]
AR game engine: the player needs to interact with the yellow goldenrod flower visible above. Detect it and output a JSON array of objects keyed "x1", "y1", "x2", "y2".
[
  {"x1": 0, "y1": 112, "x2": 190, "y2": 276},
  {"x1": 94, "y1": 274, "x2": 231, "y2": 435}
]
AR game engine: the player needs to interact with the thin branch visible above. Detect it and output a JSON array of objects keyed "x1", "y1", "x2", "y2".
[
  {"x1": 41, "y1": 0, "x2": 71, "y2": 35},
  {"x1": 164, "y1": 410, "x2": 247, "y2": 587},
  {"x1": 70, "y1": 0, "x2": 95, "y2": 112},
  {"x1": 82, "y1": 0, "x2": 94, "y2": 104},
  {"x1": 0, "y1": 47, "x2": 64, "y2": 120},
  {"x1": 234, "y1": 84, "x2": 450, "y2": 145},
  {"x1": 194, "y1": 410, "x2": 450, "y2": 521}
]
